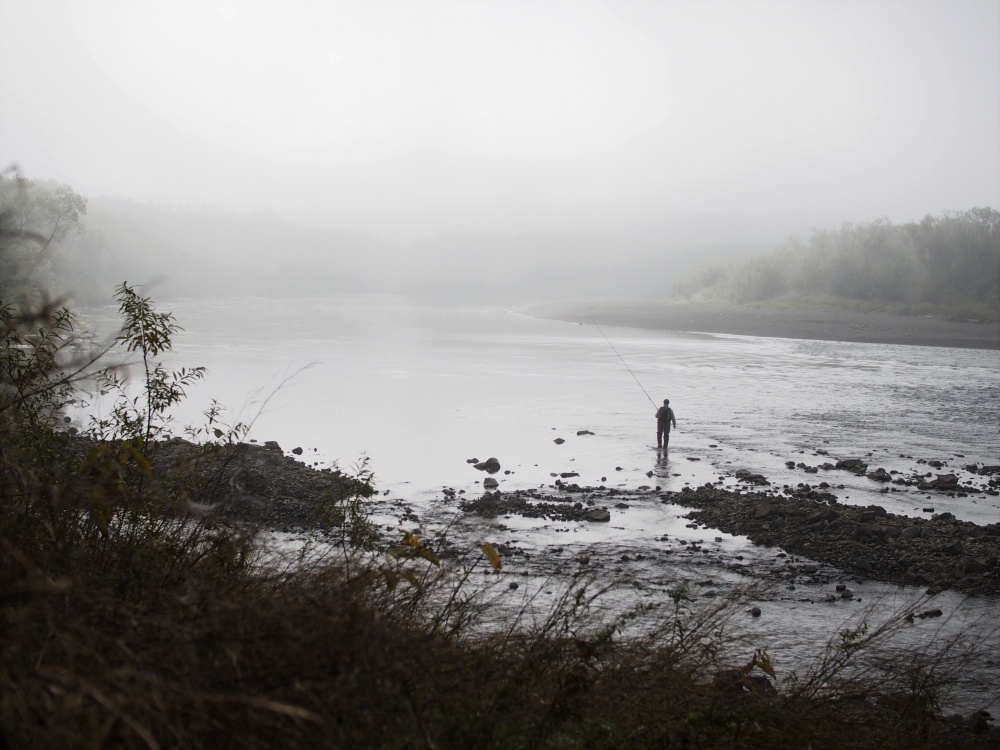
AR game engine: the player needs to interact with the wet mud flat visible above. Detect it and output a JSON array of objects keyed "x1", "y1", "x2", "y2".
[
  {"x1": 186, "y1": 437, "x2": 1000, "y2": 600},
  {"x1": 456, "y1": 473, "x2": 1000, "y2": 599}
]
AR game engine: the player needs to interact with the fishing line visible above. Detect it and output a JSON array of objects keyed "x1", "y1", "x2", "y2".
[{"x1": 589, "y1": 311, "x2": 657, "y2": 408}]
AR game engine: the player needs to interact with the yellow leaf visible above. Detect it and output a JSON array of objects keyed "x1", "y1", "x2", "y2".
[
  {"x1": 481, "y1": 543, "x2": 502, "y2": 572},
  {"x1": 417, "y1": 547, "x2": 441, "y2": 566},
  {"x1": 756, "y1": 650, "x2": 776, "y2": 679},
  {"x1": 381, "y1": 569, "x2": 400, "y2": 592},
  {"x1": 125, "y1": 445, "x2": 154, "y2": 479}
]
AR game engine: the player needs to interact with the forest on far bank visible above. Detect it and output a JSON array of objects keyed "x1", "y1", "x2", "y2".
[{"x1": 672, "y1": 208, "x2": 999, "y2": 319}]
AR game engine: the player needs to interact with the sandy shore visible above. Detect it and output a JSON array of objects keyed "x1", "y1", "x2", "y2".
[{"x1": 524, "y1": 301, "x2": 999, "y2": 350}]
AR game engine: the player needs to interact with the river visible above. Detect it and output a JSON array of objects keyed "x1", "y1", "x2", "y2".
[{"x1": 75, "y1": 295, "x2": 1000, "y2": 713}]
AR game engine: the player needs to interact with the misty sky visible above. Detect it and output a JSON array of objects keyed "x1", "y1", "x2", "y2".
[{"x1": 1, "y1": 0, "x2": 997, "y2": 244}]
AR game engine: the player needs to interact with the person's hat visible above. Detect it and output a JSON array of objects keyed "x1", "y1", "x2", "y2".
[{"x1": 663, "y1": 399, "x2": 669, "y2": 404}]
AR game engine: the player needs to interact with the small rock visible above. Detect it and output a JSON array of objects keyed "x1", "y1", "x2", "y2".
[{"x1": 940, "y1": 541, "x2": 964, "y2": 556}]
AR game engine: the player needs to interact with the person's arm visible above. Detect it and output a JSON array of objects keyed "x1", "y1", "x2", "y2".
[{"x1": 670, "y1": 409, "x2": 677, "y2": 429}]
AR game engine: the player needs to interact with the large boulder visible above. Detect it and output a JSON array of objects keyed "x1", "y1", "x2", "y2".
[
  {"x1": 836, "y1": 458, "x2": 868, "y2": 474},
  {"x1": 735, "y1": 469, "x2": 770, "y2": 485},
  {"x1": 867, "y1": 468, "x2": 892, "y2": 482},
  {"x1": 474, "y1": 457, "x2": 501, "y2": 474}
]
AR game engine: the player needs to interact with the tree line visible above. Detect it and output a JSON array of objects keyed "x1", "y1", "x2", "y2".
[
  {"x1": 672, "y1": 208, "x2": 999, "y2": 318},
  {"x1": 0, "y1": 174, "x2": 88, "y2": 303}
]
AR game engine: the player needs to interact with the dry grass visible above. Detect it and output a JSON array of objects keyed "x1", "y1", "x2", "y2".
[{"x1": 2, "y1": 481, "x2": 997, "y2": 749}]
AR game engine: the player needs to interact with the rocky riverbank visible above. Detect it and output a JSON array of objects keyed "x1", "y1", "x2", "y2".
[
  {"x1": 139, "y1": 437, "x2": 372, "y2": 530},
  {"x1": 673, "y1": 483, "x2": 1000, "y2": 598},
  {"x1": 139, "y1": 434, "x2": 1000, "y2": 598},
  {"x1": 454, "y1": 466, "x2": 1000, "y2": 597}
]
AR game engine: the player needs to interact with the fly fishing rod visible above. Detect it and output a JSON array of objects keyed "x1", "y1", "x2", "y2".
[{"x1": 589, "y1": 311, "x2": 658, "y2": 409}]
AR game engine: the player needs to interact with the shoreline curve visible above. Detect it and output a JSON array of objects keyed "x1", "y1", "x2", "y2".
[{"x1": 522, "y1": 301, "x2": 999, "y2": 350}]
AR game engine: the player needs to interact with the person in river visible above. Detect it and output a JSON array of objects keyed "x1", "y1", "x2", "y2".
[{"x1": 655, "y1": 398, "x2": 677, "y2": 449}]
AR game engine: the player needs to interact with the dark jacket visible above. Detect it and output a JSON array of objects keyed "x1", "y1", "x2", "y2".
[{"x1": 655, "y1": 406, "x2": 676, "y2": 429}]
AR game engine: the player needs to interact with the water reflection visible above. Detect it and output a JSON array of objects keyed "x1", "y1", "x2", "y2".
[{"x1": 653, "y1": 447, "x2": 671, "y2": 482}]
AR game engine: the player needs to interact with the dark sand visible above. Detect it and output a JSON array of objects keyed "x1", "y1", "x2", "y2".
[{"x1": 524, "y1": 301, "x2": 999, "y2": 350}]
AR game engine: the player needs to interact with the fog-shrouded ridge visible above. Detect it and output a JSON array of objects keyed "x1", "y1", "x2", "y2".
[
  {"x1": 2, "y1": 176, "x2": 997, "y2": 310},
  {"x1": 1, "y1": 178, "x2": 783, "y2": 304},
  {"x1": 1, "y1": 0, "x2": 997, "y2": 276}
]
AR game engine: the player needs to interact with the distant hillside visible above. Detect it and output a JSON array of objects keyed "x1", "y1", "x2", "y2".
[
  {"x1": 673, "y1": 208, "x2": 999, "y2": 319},
  {"x1": 61, "y1": 197, "x2": 397, "y2": 303}
]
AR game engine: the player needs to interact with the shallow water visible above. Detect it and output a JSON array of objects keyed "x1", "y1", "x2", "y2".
[
  {"x1": 75, "y1": 295, "x2": 1000, "y2": 712},
  {"x1": 75, "y1": 296, "x2": 1000, "y2": 517}
]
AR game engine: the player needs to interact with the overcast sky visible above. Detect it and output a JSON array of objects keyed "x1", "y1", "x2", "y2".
[{"x1": 1, "y1": 0, "x2": 997, "y2": 244}]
